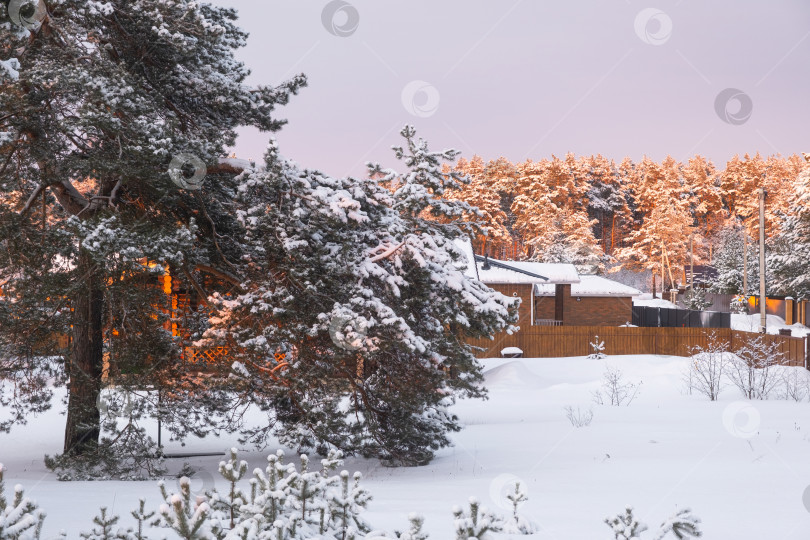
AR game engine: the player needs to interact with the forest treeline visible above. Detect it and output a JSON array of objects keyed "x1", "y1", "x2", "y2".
[{"x1": 442, "y1": 152, "x2": 810, "y2": 297}]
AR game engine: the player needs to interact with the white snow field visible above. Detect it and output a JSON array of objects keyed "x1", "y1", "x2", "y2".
[{"x1": 4, "y1": 354, "x2": 810, "y2": 538}]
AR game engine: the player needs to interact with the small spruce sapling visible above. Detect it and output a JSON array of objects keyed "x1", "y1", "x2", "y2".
[
  {"x1": 605, "y1": 506, "x2": 647, "y2": 539},
  {"x1": 652, "y1": 508, "x2": 702, "y2": 539},
  {"x1": 130, "y1": 499, "x2": 158, "y2": 540},
  {"x1": 683, "y1": 288, "x2": 711, "y2": 311},
  {"x1": 328, "y1": 471, "x2": 372, "y2": 540},
  {"x1": 0, "y1": 463, "x2": 45, "y2": 540},
  {"x1": 452, "y1": 497, "x2": 503, "y2": 540},
  {"x1": 158, "y1": 477, "x2": 224, "y2": 539},
  {"x1": 502, "y1": 482, "x2": 538, "y2": 535},
  {"x1": 588, "y1": 336, "x2": 606, "y2": 360},
  {"x1": 399, "y1": 514, "x2": 429, "y2": 540},
  {"x1": 79, "y1": 508, "x2": 136, "y2": 540},
  {"x1": 215, "y1": 448, "x2": 248, "y2": 528}
]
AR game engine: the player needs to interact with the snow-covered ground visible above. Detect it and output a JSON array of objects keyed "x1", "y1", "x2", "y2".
[
  {"x1": 731, "y1": 313, "x2": 810, "y2": 338},
  {"x1": 4, "y1": 355, "x2": 810, "y2": 538}
]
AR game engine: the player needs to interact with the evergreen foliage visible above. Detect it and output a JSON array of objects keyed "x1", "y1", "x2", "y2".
[
  {"x1": 451, "y1": 497, "x2": 503, "y2": 540},
  {"x1": 0, "y1": 463, "x2": 45, "y2": 540}
]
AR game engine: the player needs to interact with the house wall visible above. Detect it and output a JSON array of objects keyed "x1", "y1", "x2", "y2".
[
  {"x1": 485, "y1": 283, "x2": 534, "y2": 329},
  {"x1": 535, "y1": 289, "x2": 635, "y2": 326}
]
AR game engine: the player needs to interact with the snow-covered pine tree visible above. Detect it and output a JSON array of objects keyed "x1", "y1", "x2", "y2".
[
  {"x1": 129, "y1": 499, "x2": 157, "y2": 540},
  {"x1": 587, "y1": 336, "x2": 606, "y2": 360},
  {"x1": 158, "y1": 477, "x2": 224, "y2": 539},
  {"x1": 769, "y1": 158, "x2": 810, "y2": 299},
  {"x1": 0, "y1": 463, "x2": 45, "y2": 539},
  {"x1": 201, "y1": 128, "x2": 517, "y2": 466},
  {"x1": 0, "y1": 0, "x2": 305, "y2": 475},
  {"x1": 79, "y1": 508, "x2": 135, "y2": 540},
  {"x1": 583, "y1": 154, "x2": 631, "y2": 255},
  {"x1": 452, "y1": 497, "x2": 503, "y2": 540},
  {"x1": 502, "y1": 482, "x2": 538, "y2": 535},
  {"x1": 605, "y1": 507, "x2": 647, "y2": 540},
  {"x1": 616, "y1": 156, "x2": 693, "y2": 291},
  {"x1": 707, "y1": 224, "x2": 757, "y2": 295},
  {"x1": 213, "y1": 448, "x2": 248, "y2": 529},
  {"x1": 682, "y1": 288, "x2": 711, "y2": 311},
  {"x1": 652, "y1": 508, "x2": 702, "y2": 539}
]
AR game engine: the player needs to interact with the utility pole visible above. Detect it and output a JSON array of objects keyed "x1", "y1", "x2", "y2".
[
  {"x1": 759, "y1": 188, "x2": 767, "y2": 333},
  {"x1": 742, "y1": 228, "x2": 747, "y2": 300},
  {"x1": 689, "y1": 234, "x2": 694, "y2": 291}
]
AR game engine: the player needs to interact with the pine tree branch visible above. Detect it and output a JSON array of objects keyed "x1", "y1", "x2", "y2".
[{"x1": 194, "y1": 264, "x2": 243, "y2": 290}]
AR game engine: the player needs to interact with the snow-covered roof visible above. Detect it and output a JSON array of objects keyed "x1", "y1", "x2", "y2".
[
  {"x1": 476, "y1": 259, "x2": 580, "y2": 285},
  {"x1": 534, "y1": 274, "x2": 641, "y2": 297}
]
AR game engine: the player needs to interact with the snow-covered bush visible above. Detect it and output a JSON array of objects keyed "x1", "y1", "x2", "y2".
[
  {"x1": 606, "y1": 506, "x2": 702, "y2": 540},
  {"x1": 605, "y1": 507, "x2": 647, "y2": 539},
  {"x1": 0, "y1": 463, "x2": 45, "y2": 540},
  {"x1": 452, "y1": 497, "x2": 503, "y2": 540},
  {"x1": 780, "y1": 368, "x2": 810, "y2": 402},
  {"x1": 593, "y1": 366, "x2": 641, "y2": 406},
  {"x1": 157, "y1": 477, "x2": 223, "y2": 539},
  {"x1": 652, "y1": 508, "x2": 702, "y2": 539},
  {"x1": 563, "y1": 405, "x2": 594, "y2": 428},
  {"x1": 728, "y1": 335, "x2": 784, "y2": 399},
  {"x1": 501, "y1": 482, "x2": 538, "y2": 535},
  {"x1": 685, "y1": 336, "x2": 730, "y2": 401},
  {"x1": 1, "y1": 458, "x2": 706, "y2": 540},
  {"x1": 588, "y1": 336, "x2": 606, "y2": 360},
  {"x1": 682, "y1": 288, "x2": 711, "y2": 311}
]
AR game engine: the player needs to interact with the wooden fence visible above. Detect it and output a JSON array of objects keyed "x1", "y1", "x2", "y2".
[{"x1": 467, "y1": 326, "x2": 808, "y2": 367}]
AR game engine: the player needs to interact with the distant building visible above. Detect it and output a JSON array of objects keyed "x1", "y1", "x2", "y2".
[{"x1": 457, "y1": 239, "x2": 641, "y2": 327}]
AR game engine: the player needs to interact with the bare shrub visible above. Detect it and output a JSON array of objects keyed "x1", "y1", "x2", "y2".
[
  {"x1": 563, "y1": 405, "x2": 594, "y2": 427},
  {"x1": 592, "y1": 366, "x2": 641, "y2": 406},
  {"x1": 780, "y1": 368, "x2": 810, "y2": 402},
  {"x1": 728, "y1": 334, "x2": 784, "y2": 399},
  {"x1": 685, "y1": 334, "x2": 730, "y2": 401}
]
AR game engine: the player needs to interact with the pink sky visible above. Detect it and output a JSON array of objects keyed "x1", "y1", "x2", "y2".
[{"x1": 215, "y1": 0, "x2": 810, "y2": 178}]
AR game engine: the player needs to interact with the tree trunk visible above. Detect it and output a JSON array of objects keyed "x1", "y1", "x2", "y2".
[{"x1": 64, "y1": 249, "x2": 104, "y2": 455}]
